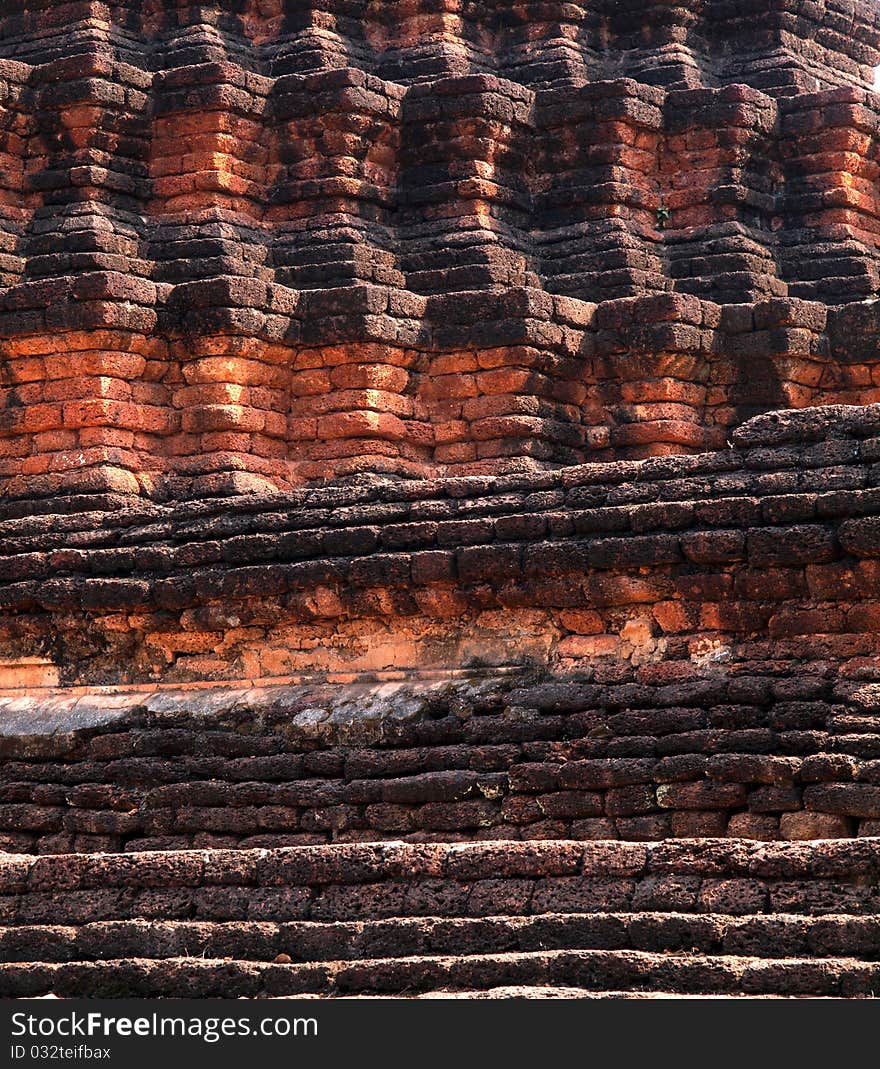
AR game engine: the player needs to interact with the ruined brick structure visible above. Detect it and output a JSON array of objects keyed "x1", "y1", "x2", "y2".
[{"x1": 6, "y1": 0, "x2": 880, "y2": 997}]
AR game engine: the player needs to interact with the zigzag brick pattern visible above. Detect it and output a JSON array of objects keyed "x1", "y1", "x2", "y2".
[{"x1": 3, "y1": 1, "x2": 880, "y2": 496}]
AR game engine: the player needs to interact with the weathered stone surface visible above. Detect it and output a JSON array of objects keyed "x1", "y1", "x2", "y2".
[
  {"x1": 5, "y1": 0, "x2": 880, "y2": 1000},
  {"x1": 0, "y1": 667, "x2": 877, "y2": 851},
  {"x1": 4, "y1": 839, "x2": 880, "y2": 998},
  {"x1": 1, "y1": 3, "x2": 880, "y2": 494}
]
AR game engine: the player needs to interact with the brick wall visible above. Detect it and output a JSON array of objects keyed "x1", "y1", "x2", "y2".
[
  {"x1": 3, "y1": 406, "x2": 880, "y2": 847},
  {"x1": 0, "y1": 404, "x2": 878, "y2": 683},
  {"x1": 3, "y1": 2, "x2": 880, "y2": 492},
  {"x1": 5, "y1": 664, "x2": 880, "y2": 853}
]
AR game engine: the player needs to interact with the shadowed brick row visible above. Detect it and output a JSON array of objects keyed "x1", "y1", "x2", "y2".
[
  {"x1": 2, "y1": 0, "x2": 877, "y2": 92},
  {"x1": 7, "y1": 664, "x2": 880, "y2": 853}
]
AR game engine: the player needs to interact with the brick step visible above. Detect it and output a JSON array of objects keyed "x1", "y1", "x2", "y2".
[
  {"x1": 5, "y1": 850, "x2": 880, "y2": 927},
  {"x1": 6, "y1": 840, "x2": 880, "y2": 925},
  {"x1": 3, "y1": 912, "x2": 880, "y2": 965},
  {"x1": 3, "y1": 948, "x2": 878, "y2": 998},
  {"x1": 5, "y1": 840, "x2": 880, "y2": 996},
  {"x1": 3, "y1": 840, "x2": 880, "y2": 917}
]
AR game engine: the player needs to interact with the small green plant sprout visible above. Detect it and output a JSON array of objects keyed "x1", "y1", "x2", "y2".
[{"x1": 656, "y1": 204, "x2": 671, "y2": 229}]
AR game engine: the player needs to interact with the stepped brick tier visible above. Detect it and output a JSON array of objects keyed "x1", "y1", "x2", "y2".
[
  {"x1": 7, "y1": 0, "x2": 880, "y2": 998},
  {"x1": 6, "y1": 840, "x2": 880, "y2": 997},
  {"x1": 3, "y1": 1, "x2": 880, "y2": 494}
]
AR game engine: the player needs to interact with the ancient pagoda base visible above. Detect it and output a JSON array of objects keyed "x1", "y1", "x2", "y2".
[{"x1": 5, "y1": 0, "x2": 880, "y2": 997}]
